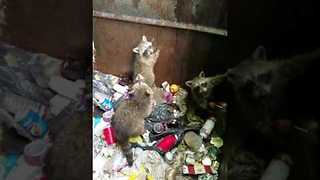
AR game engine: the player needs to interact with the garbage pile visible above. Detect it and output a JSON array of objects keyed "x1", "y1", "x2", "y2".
[
  {"x1": 0, "y1": 42, "x2": 88, "y2": 180},
  {"x1": 93, "y1": 71, "x2": 227, "y2": 179}
]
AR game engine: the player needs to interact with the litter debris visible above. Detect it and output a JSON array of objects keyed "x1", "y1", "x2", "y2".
[
  {"x1": 200, "y1": 117, "x2": 216, "y2": 139},
  {"x1": 49, "y1": 95, "x2": 71, "y2": 116},
  {"x1": 93, "y1": 69, "x2": 226, "y2": 179},
  {"x1": 184, "y1": 131, "x2": 203, "y2": 152},
  {"x1": 210, "y1": 137, "x2": 223, "y2": 148},
  {"x1": 48, "y1": 76, "x2": 85, "y2": 100},
  {"x1": 182, "y1": 164, "x2": 217, "y2": 175},
  {"x1": 92, "y1": 36, "x2": 225, "y2": 180},
  {"x1": 0, "y1": 42, "x2": 88, "y2": 179}
]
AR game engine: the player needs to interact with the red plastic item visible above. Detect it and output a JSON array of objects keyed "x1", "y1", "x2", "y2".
[
  {"x1": 103, "y1": 127, "x2": 116, "y2": 145},
  {"x1": 156, "y1": 134, "x2": 178, "y2": 153}
]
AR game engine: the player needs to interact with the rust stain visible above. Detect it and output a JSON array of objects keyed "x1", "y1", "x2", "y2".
[
  {"x1": 143, "y1": 0, "x2": 177, "y2": 20},
  {"x1": 93, "y1": 18, "x2": 227, "y2": 86},
  {"x1": 132, "y1": 0, "x2": 141, "y2": 8}
]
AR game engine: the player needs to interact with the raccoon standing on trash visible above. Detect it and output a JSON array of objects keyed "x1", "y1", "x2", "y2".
[
  {"x1": 133, "y1": 35, "x2": 160, "y2": 87},
  {"x1": 112, "y1": 75, "x2": 154, "y2": 166}
]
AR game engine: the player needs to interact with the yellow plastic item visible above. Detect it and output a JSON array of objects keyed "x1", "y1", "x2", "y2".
[
  {"x1": 128, "y1": 136, "x2": 143, "y2": 144},
  {"x1": 170, "y1": 84, "x2": 180, "y2": 94}
]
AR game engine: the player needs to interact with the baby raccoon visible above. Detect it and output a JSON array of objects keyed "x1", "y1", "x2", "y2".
[
  {"x1": 111, "y1": 78, "x2": 154, "y2": 166},
  {"x1": 133, "y1": 35, "x2": 160, "y2": 87}
]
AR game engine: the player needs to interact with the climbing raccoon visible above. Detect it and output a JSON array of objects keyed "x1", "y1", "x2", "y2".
[{"x1": 133, "y1": 35, "x2": 160, "y2": 87}]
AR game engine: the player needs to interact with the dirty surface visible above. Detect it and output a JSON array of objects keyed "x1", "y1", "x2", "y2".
[
  {"x1": 93, "y1": 18, "x2": 228, "y2": 86},
  {"x1": 0, "y1": 0, "x2": 91, "y2": 61},
  {"x1": 93, "y1": 0, "x2": 227, "y2": 29}
]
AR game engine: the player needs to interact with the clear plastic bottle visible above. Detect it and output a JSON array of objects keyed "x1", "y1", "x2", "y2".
[
  {"x1": 0, "y1": 92, "x2": 46, "y2": 115},
  {"x1": 200, "y1": 117, "x2": 216, "y2": 139}
]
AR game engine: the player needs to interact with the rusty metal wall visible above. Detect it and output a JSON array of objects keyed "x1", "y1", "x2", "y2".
[
  {"x1": 94, "y1": 18, "x2": 228, "y2": 86},
  {"x1": 93, "y1": 0, "x2": 228, "y2": 85},
  {"x1": 93, "y1": 0, "x2": 227, "y2": 29},
  {"x1": 0, "y1": 0, "x2": 91, "y2": 61}
]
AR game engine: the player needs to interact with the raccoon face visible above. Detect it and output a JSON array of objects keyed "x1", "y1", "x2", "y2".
[
  {"x1": 227, "y1": 46, "x2": 275, "y2": 99},
  {"x1": 186, "y1": 71, "x2": 214, "y2": 98},
  {"x1": 133, "y1": 35, "x2": 160, "y2": 65}
]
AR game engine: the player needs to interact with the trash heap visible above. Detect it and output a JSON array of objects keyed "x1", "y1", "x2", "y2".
[
  {"x1": 0, "y1": 42, "x2": 88, "y2": 180},
  {"x1": 93, "y1": 69, "x2": 227, "y2": 180}
]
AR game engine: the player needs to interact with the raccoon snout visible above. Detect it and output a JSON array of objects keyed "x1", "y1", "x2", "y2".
[{"x1": 200, "y1": 88, "x2": 208, "y2": 93}]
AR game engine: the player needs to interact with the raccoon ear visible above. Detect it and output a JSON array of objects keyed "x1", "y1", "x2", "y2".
[
  {"x1": 142, "y1": 35, "x2": 147, "y2": 42},
  {"x1": 133, "y1": 47, "x2": 140, "y2": 54},
  {"x1": 252, "y1": 46, "x2": 267, "y2": 60},
  {"x1": 199, "y1": 71, "x2": 205, "y2": 78},
  {"x1": 185, "y1": 80, "x2": 193, "y2": 87}
]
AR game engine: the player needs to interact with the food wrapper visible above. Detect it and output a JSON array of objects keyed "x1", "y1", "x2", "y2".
[{"x1": 182, "y1": 164, "x2": 217, "y2": 175}]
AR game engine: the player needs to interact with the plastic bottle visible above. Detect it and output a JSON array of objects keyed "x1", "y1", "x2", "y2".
[
  {"x1": 260, "y1": 155, "x2": 291, "y2": 180},
  {"x1": 0, "y1": 93, "x2": 48, "y2": 140},
  {"x1": 48, "y1": 75, "x2": 85, "y2": 100},
  {"x1": 0, "y1": 92, "x2": 46, "y2": 115},
  {"x1": 200, "y1": 117, "x2": 216, "y2": 139}
]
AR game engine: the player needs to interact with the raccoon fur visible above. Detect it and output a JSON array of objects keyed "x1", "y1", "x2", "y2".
[
  {"x1": 185, "y1": 71, "x2": 226, "y2": 109},
  {"x1": 133, "y1": 35, "x2": 160, "y2": 87},
  {"x1": 111, "y1": 79, "x2": 154, "y2": 166},
  {"x1": 227, "y1": 46, "x2": 320, "y2": 132},
  {"x1": 44, "y1": 112, "x2": 91, "y2": 180}
]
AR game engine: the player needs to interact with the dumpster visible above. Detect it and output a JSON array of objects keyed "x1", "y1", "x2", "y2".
[{"x1": 93, "y1": 1, "x2": 229, "y2": 179}]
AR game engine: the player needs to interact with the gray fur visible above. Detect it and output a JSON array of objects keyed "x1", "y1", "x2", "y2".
[
  {"x1": 133, "y1": 36, "x2": 160, "y2": 87},
  {"x1": 111, "y1": 81, "x2": 154, "y2": 165}
]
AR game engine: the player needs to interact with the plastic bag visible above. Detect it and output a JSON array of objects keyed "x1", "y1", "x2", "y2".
[{"x1": 0, "y1": 66, "x2": 54, "y2": 105}]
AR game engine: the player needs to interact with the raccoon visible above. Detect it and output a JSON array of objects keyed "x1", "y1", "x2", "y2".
[
  {"x1": 111, "y1": 79, "x2": 154, "y2": 166},
  {"x1": 44, "y1": 112, "x2": 91, "y2": 180},
  {"x1": 226, "y1": 46, "x2": 320, "y2": 132},
  {"x1": 133, "y1": 35, "x2": 160, "y2": 87},
  {"x1": 185, "y1": 71, "x2": 226, "y2": 109}
]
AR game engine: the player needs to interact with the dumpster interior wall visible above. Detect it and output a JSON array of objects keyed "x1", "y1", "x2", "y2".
[{"x1": 0, "y1": 0, "x2": 92, "y2": 62}]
